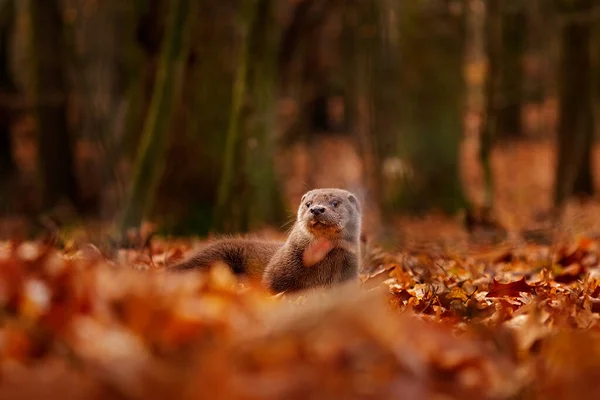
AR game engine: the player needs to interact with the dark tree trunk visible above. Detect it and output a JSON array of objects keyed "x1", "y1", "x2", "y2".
[
  {"x1": 0, "y1": 0, "x2": 15, "y2": 211},
  {"x1": 342, "y1": 0, "x2": 385, "y2": 234},
  {"x1": 481, "y1": 0, "x2": 501, "y2": 209},
  {"x1": 214, "y1": 0, "x2": 287, "y2": 233},
  {"x1": 573, "y1": 131, "x2": 593, "y2": 196},
  {"x1": 214, "y1": 0, "x2": 255, "y2": 233},
  {"x1": 155, "y1": 1, "x2": 238, "y2": 236},
  {"x1": 0, "y1": 118, "x2": 13, "y2": 211},
  {"x1": 553, "y1": 0, "x2": 594, "y2": 207},
  {"x1": 128, "y1": 0, "x2": 165, "y2": 156},
  {"x1": 70, "y1": 0, "x2": 133, "y2": 215},
  {"x1": 120, "y1": 0, "x2": 191, "y2": 231},
  {"x1": 243, "y1": 0, "x2": 286, "y2": 231},
  {"x1": 390, "y1": 0, "x2": 468, "y2": 214},
  {"x1": 29, "y1": 0, "x2": 79, "y2": 211},
  {"x1": 498, "y1": 4, "x2": 525, "y2": 138}
]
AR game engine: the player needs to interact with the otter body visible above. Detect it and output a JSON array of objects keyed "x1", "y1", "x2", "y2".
[
  {"x1": 170, "y1": 238, "x2": 282, "y2": 277},
  {"x1": 170, "y1": 188, "x2": 362, "y2": 293}
]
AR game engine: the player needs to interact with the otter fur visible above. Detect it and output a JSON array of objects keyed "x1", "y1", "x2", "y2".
[{"x1": 170, "y1": 188, "x2": 362, "y2": 294}]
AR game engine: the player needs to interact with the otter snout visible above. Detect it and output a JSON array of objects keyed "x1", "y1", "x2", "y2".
[{"x1": 309, "y1": 206, "x2": 326, "y2": 215}]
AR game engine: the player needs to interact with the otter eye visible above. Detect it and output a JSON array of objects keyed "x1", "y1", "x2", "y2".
[
  {"x1": 305, "y1": 201, "x2": 312, "y2": 208},
  {"x1": 331, "y1": 200, "x2": 339, "y2": 207}
]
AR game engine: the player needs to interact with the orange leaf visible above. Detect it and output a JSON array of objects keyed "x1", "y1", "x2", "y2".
[
  {"x1": 486, "y1": 277, "x2": 533, "y2": 298},
  {"x1": 302, "y1": 238, "x2": 334, "y2": 267}
]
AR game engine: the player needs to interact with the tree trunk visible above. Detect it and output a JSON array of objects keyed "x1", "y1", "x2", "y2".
[
  {"x1": 0, "y1": 0, "x2": 15, "y2": 211},
  {"x1": 119, "y1": 0, "x2": 191, "y2": 231},
  {"x1": 595, "y1": 6, "x2": 600, "y2": 140},
  {"x1": 154, "y1": 1, "x2": 238, "y2": 236},
  {"x1": 70, "y1": 0, "x2": 131, "y2": 215},
  {"x1": 242, "y1": 0, "x2": 286, "y2": 231},
  {"x1": 498, "y1": 3, "x2": 525, "y2": 138},
  {"x1": 553, "y1": 0, "x2": 594, "y2": 207},
  {"x1": 480, "y1": 0, "x2": 501, "y2": 210},
  {"x1": 573, "y1": 131, "x2": 593, "y2": 196},
  {"x1": 342, "y1": 0, "x2": 386, "y2": 235},
  {"x1": 127, "y1": 0, "x2": 164, "y2": 158},
  {"x1": 482, "y1": 1, "x2": 525, "y2": 142},
  {"x1": 214, "y1": 0, "x2": 255, "y2": 232},
  {"x1": 29, "y1": 0, "x2": 79, "y2": 211},
  {"x1": 391, "y1": 0, "x2": 468, "y2": 213}
]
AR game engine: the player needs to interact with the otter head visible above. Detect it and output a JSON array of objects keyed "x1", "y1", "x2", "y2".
[{"x1": 297, "y1": 188, "x2": 361, "y2": 240}]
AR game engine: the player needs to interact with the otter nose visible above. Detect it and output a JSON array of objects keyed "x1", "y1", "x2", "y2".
[{"x1": 310, "y1": 206, "x2": 326, "y2": 215}]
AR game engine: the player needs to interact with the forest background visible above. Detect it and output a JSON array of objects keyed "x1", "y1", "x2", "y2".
[{"x1": 2, "y1": 0, "x2": 599, "y2": 245}]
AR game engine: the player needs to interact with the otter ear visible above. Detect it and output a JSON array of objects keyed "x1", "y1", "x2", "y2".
[
  {"x1": 301, "y1": 194, "x2": 307, "y2": 203},
  {"x1": 348, "y1": 194, "x2": 360, "y2": 211}
]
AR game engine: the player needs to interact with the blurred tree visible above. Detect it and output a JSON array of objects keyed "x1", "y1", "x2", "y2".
[
  {"x1": 215, "y1": 0, "x2": 286, "y2": 232},
  {"x1": 480, "y1": 0, "x2": 526, "y2": 213},
  {"x1": 128, "y1": 0, "x2": 165, "y2": 157},
  {"x1": 0, "y1": 0, "x2": 15, "y2": 210},
  {"x1": 524, "y1": 0, "x2": 549, "y2": 108},
  {"x1": 480, "y1": 0, "x2": 501, "y2": 212},
  {"x1": 343, "y1": 0, "x2": 389, "y2": 233},
  {"x1": 153, "y1": 1, "x2": 236, "y2": 235},
  {"x1": 596, "y1": 7, "x2": 600, "y2": 134},
  {"x1": 387, "y1": 0, "x2": 468, "y2": 213},
  {"x1": 214, "y1": 0, "x2": 255, "y2": 232},
  {"x1": 553, "y1": 0, "x2": 594, "y2": 208},
  {"x1": 67, "y1": 0, "x2": 137, "y2": 214},
  {"x1": 243, "y1": 0, "x2": 286, "y2": 230},
  {"x1": 136, "y1": 0, "x2": 165, "y2": 57},
  {"x1": 120, "y1": 0, "x2": 191, "y2": 231},
  {"x1": 278, "y1": 0, "x2": 336, "y2": 134},
  {"x1": 29, "y1": 0, "x2": 79, "y2": 211},
  {"x1": 497, "y1": 1, "x2": 525, "y2": 138}
]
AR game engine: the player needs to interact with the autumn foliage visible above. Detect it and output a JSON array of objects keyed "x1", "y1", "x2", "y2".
[{"x1": 1, "y1": 232, "x2": 600, "y2": 399}]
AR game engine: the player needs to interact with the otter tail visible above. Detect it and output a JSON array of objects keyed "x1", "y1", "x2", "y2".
[{"x1": 169, "y1": 239, "x2": 282, "y2": 278}]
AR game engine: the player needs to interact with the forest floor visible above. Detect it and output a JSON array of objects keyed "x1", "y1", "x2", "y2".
[{"x1": 3, "y1": 135, "x2": 600, "y2": 399}]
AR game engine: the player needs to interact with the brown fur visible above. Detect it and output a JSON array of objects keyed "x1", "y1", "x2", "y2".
[
  {"x1": 170, "y1": 238, "x2": 282, "y2": 277},
  {"x1": 170, "y1": 188, "x2": 362, "y2": 293}
]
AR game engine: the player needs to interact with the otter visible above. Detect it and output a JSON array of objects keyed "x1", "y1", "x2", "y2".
[{"x1": 170, "y1": 188, "x2": 362, "y2": 293}]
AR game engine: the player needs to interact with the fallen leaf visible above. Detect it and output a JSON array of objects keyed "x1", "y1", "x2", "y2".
[
  {"x1": 486, "y1": 278, "x2": 534, "y2": 298},
  {"x1": 302, "y1": 238, "x2": 334, "y2": 267}
]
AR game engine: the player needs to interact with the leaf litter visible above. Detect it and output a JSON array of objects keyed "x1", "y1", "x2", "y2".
[{"x1": 1, "y1": 230, "x2": 600, "y2": 399}]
